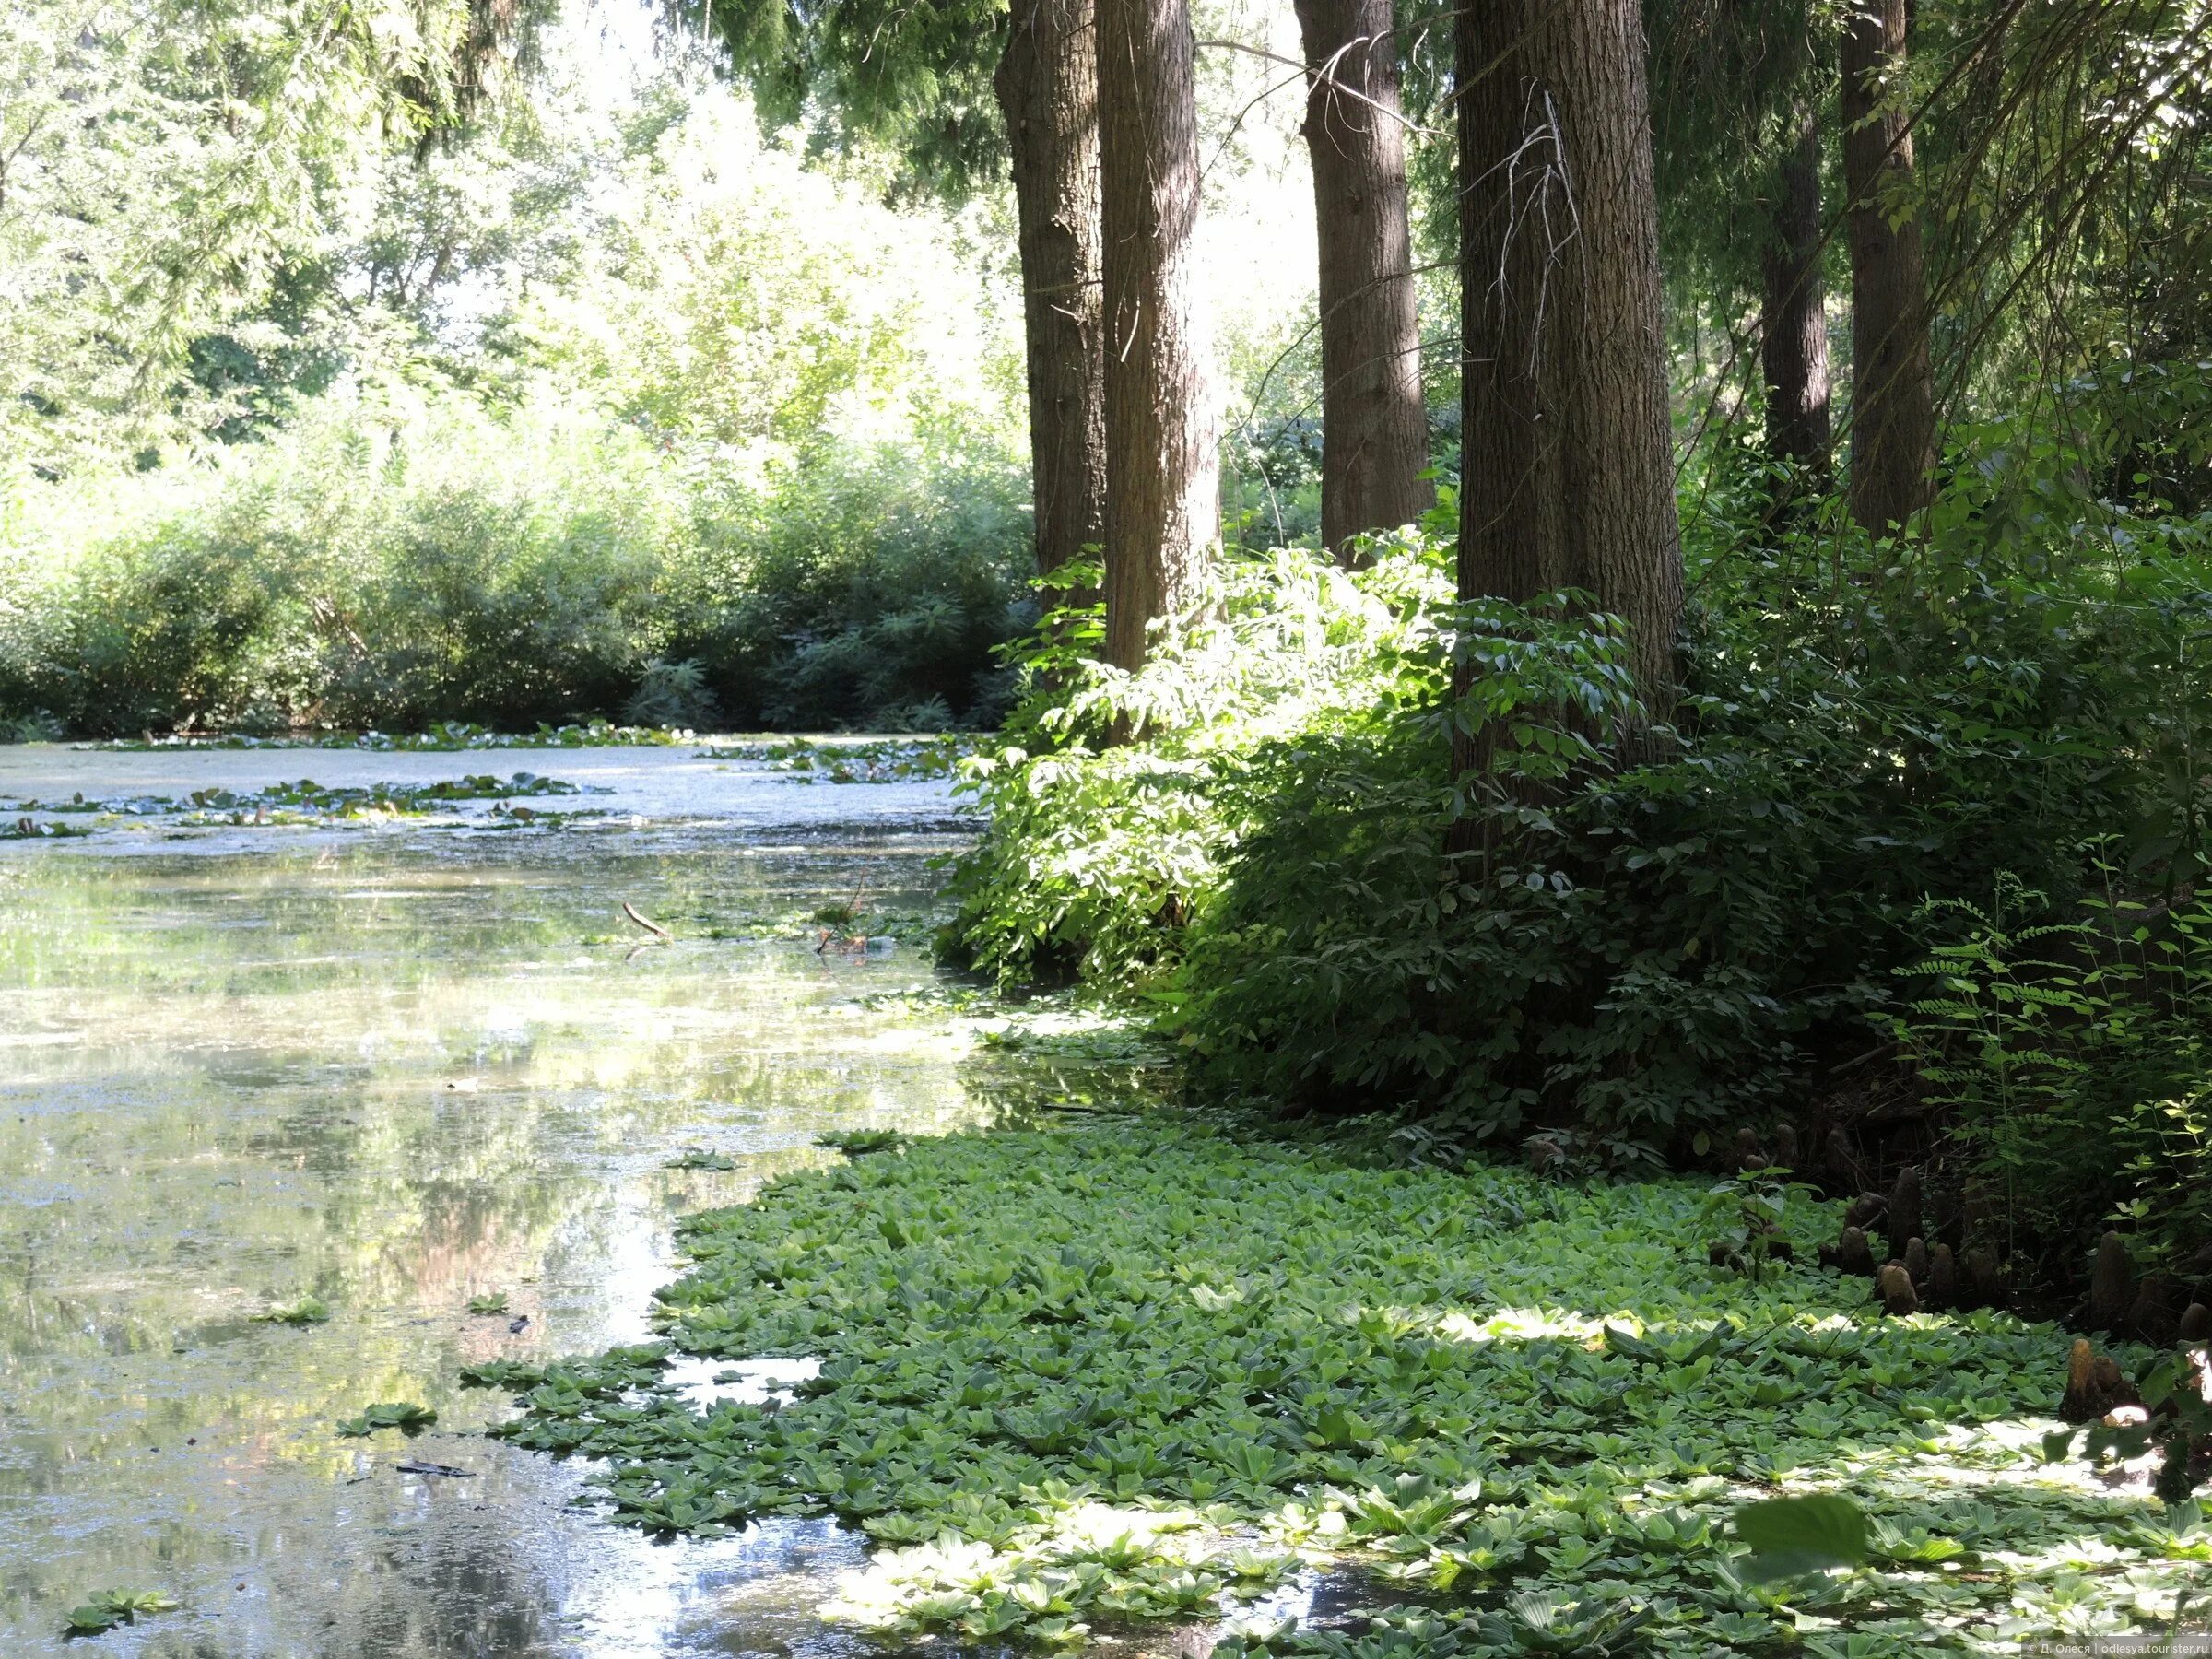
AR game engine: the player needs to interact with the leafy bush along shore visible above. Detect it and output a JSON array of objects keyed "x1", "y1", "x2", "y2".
[
  {"x1": 465, "y1": 1123, "x2": 2207, "y2": 1653},
  {"x1": 0, "y1": 386, "x2": 1032, "y2": 741},
  {"x1": 71, "y1": 721, "x2": 700, "y2": 751},
  {"x1": 944, "y1": 424, "x2": 2212, "y2": 1295}
]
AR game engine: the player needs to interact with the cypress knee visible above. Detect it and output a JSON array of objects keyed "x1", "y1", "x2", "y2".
[
  {"x1": 2088, "y1": 1231, "x2": 2135, "y2": 1335},
  {"x1": 1963, "y1": 1178, "x2": 1996, "y2": 1246},
  {"x1": 2091, "y1": 1353, "x2": 2136, "y2": 1410},
  {"x1": 1963, "y1": 1243, "x2": 2005, "y2": 1310},
  {"x1": 2059, "y1": 1340, "x2": 2136, "y2": 1421},
  {"x1": 1771, "y1": 1123, "x2": 1799, "y2": 1172},
  {"x1": 1925, "y1": 1242, "x2": 1959, "y2": 1310},
  {"x1": 1877, "y1": 1262, "x2": 1918, "y2": 1316},
  {"x1": 1825, "y1": 1126, "x2": 1863, "y2": 1188},
  {"x1": 1838, "y1": 1226, "x2": 1876, "y2": 1276},
  {"x1": 1930, "y1": 1180, "x2": 1963, "y2": 1246},
  {"x1": 1843, "y1": 1192, "x2": 1888, "y2": 1230},
  {"x1": 2127, "y1": 1272, "x2": 2183, "y2": 1347},
  {"x1": 2061, "y1": 1337, "x2": 2101, "y2": 1421},
  {"x1": 1886, "y1": 1165, "x2": 1923, "y2": 1257}
]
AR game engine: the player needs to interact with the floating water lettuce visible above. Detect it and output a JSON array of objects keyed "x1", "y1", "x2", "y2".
[
  {"x1": 64, "y1": 1589, "x2": 178, "y2": 1634},
  {"x1": 3, "y1": 817, "x2": 90, "y2": 840},
  {"x1": 1733, "y1": 1494, "x2": 1869, "y2": 1580},
  {"x1": 816, "y1": 1131, "x2": 907, "y2": 1157},
  {"x1": 335, "y1": 1402, "x2": 437, "y2": 1436},
  {"x1": 467, "y1": 1122, "x2": 2204, "y2": 1650},
  {"x1": 254, "y1": 1296, "x2": 330, "y2": 1325},
  {"x1": 666, "y1": 1147, "x2": 737, "y2": 1171},
  {"x1": 175, "y1": 771, "x2": 590, "y2": 827},
  {"x1": 466, "y1": 1293, "x2": 510, "y2": 1315},
  {"x1": 701, "y1": 735, "x2": 971, "y2": 784}
]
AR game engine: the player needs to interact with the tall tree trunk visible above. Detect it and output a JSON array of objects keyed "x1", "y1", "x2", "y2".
[
  {"x1": 994, "y1": 0, "x2": 1108, "y2": 582},
  {"x1": 1098, "y1": 0, "x2": 1218, "y2": 673},
  {"x1": 1292, "y1": 0, "x2": 1431, "y2": 560},
  {"x1": 1454, "y1": 0, "x2": 1683, "y2": 738},
  {"x1": 1760, "y1": 101, "x2": 1831, "y2": 475},
  {"x1": 1841, "y1": 0, "x2": 1935, "y2": 535}
]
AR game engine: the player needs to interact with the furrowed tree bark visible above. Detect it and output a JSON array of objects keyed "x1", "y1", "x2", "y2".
[
  {"x1": 994, "y1": 0, "x2": 1108, "y2": 583},
  {"x1": 1454, "y1": 0, "x2": 1683, "y2": 754},
  {"x1": 1761, "y1": 100, "x2": 1831, "y2": 475},
  {"x1": 1098, "y1": 0, "x2": 1218, "y2": 673},
  {"x1": 1841, "y1": 0, "x2": 1936, "y2": 536},
  {"x1": 1292, "y1": 0, "x2": 1431, "y2": 560}
]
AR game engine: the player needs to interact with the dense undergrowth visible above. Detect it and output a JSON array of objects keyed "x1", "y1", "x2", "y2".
[
  {"x1": 0, "y1": 385, "x2": 1031, "y2": 738},
  {"x1": 943, "y1": 397, "x2": 2212, "y2": 1291},
  {"x1": 466, "y1": 1122, "x2": 2207, "y2": 1653}
]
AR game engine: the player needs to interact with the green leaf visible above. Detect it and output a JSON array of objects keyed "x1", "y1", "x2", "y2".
[
  {"x1": 1734, "y1": 1495, "x2": 1868, "y2": 1579},
  {"x1": 818, "y1": 1130, "x2": 910, "y2": 1157},
  {"x1": 1602, "y1": 1324, "x2": 1660, "y2": 1362},
  {"x1": 2086, "y1": 1422, "x2": 2155, "y2": 1464},
  {"x1": 336, "y1": 1401, "x2": 438, "y2": 1436},
  {"x1": 255, "y1": 1296, "x2": 330, "y2": 1325},
  {"x1": 666, "y1": 1147, "x2": 736, "y2": 1171},
  {"x1": 64, "y1": 1589, "x2": 178, "y2": 1633}
]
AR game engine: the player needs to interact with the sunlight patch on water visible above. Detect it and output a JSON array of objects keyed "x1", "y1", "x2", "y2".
[{"x1": 663, "y1": 1357, "x2": 823, "y2": 1410}]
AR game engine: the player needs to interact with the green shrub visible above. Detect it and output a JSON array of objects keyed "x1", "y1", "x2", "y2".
[
  {"x1": 678, "y1": 434, "x2": 1032, "y2": 730},
  {"x1": 625, "y1": 658, "x2": 723, "y2": 730},
  {"x1": 0, "y1": 383, "x2": 1030, "y2": 735},
  {"x1": 949, "y1": 426, "x2": 2209, "y2": 1167},
  {"x1": 1184, "y1": 547, "x2": 2142, "y2": 1153},
  {"x1": 944, "y1": 536, "x2": 1448, "y2": 986},
  {"x1": 1, "y1": 388, "x2": 680, "y2": 734}
]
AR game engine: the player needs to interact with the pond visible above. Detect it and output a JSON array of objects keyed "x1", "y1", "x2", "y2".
[{"x1": 0, "y1": 742, "x2": 1016, "y2": 1656}]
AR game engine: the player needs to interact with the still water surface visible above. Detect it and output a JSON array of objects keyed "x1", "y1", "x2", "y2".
[{"x1": 0, "y1": 743, "x2": 1014, "y2": 1656}]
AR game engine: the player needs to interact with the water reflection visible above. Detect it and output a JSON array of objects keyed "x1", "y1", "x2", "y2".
[{"x1": 0, "y1": 747, "x2": 987, "y2": 1656}]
